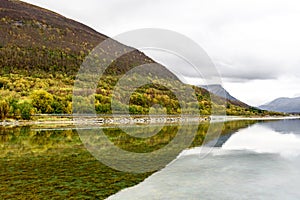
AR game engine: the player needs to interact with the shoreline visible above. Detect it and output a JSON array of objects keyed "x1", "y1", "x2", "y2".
[{"x1": 0, "y1": 114, "x2": 298, "y2": 127}]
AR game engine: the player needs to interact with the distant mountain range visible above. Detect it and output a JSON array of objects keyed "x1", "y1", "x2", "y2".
[
  {"x1": 201, "y1": 84, "x2": 251, "y2": 108},
  {"x1": 201, "y1": 84, "x2": 238, "y2": 101},
  {"x1": 259, "y1": 97, "x2": 300, "y2": 113}
]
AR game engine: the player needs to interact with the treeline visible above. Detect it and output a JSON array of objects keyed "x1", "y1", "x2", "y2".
[
  {"x1": 0, "y1": 73, "x2": 212, "y2": 120},
  {"x1": 0, "y1": 62, "x2": 281, "y2": 121},
  {"x1": 0, "y1": 89, "x2": 72, "y2": 120},
  {"x1": 0, "y1": 71, "x2": 281, "y2": 121}
]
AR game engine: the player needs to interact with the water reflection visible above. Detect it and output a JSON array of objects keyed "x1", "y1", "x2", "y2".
[
  {"x1": 0, "y1": 126, "x2": 80, "y2": 157},
  {"x1": 223, "y1": 121, "x2": 300, "y2": 158},
  {"x1": 108, "y1": 119, "x2": 300, "y2": 200},
  {"x1": 0, "y1": 120, "x2": 256, "y2": 158},
  {"x1": 259, "y1": 119, "x2": 300, "y2": 134},
  {"x1": 0, "y1": 119, "x2": 261, "y2": 199}
]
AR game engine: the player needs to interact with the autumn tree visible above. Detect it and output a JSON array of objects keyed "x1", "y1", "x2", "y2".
[
  {"x1": 0, "y1": 100, "x2": 9, "y2": 120},
  {"x1": 31, "y1": 90, "x2": 54, "y2": 113}
]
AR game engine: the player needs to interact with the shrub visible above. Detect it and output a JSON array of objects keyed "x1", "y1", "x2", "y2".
[
  {"x1": 0, "y1": 100, "x2": 9, "y2": 120},
  {"x1": 18, "y1": 101, "x2": 34, "y2": 120},
  {"x1": 31, "y1": 90, "x2": 54, "y2": 113}
]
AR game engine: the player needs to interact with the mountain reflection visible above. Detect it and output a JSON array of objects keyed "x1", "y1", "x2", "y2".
[{"x1": 0, "y1": 120, "x2": 257, "y2": 157}]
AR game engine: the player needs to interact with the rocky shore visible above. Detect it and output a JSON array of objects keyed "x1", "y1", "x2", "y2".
[
  {"x1": 0, "y1": 115, "x2": 210, "y2": 127},
  {"x1": 1, "y1": 115, "x2": 297, "y2": 127}
]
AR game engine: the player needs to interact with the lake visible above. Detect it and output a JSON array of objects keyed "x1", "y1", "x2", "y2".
[
  {"x1": 109, "y1": 119, "x2": 300, "y2": 200},
  {"x1": 0, "y1": 119, "x2": 298, "y2": 199}
]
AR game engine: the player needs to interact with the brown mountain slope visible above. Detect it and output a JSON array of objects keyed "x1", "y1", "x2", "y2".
[
  {"x1": 0, "y1": 0, "x2": 105, "y2": 51},
  {"x1": 0, "y1": 0, "x2": 159, "y2": 77}
]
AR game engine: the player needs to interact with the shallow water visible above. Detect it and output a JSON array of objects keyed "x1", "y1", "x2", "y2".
[
  {"x1": 109, "y1": 119, "x2": 300, "y2": 200},
  {"x1": 0, "y1": 120, "x2": 256, "y2": 199},
  {"x1": 0, "y1": 125, "x2": 151, "y2": 199}
]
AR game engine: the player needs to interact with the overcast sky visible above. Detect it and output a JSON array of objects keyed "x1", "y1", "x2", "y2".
[{"x1": 23, "y1": 0, "x2": 300, "y2": 106}]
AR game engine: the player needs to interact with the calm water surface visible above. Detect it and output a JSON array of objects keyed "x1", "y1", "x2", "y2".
[
  {"x1": 1, "y1": 119, "x2": 292, "y2": 199},
  {"x1": 109, "y1": 119, "x2": 300, "y2": 200}
]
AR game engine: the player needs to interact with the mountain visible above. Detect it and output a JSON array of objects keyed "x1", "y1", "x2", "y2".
[
  {"x1": 0, "y1": 0, "x2": 160, "y2": 77},
  {"x1": 0, "y1": 0, "x2": 274, "y2": 118},
  {"x1": 259, "y1": 97, "x2": 300, "y2": 113},
  {"x1": 0, "y1": 0, "x2": 105, "y2": 50},
  {"x1": 201, "y1": 84, "x2": 250, "y2": 108}
]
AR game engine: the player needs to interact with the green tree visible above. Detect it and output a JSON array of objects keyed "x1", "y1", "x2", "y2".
[
  {"x1": 0, "y1": 100, "x2": 10, "y2": 120},
  {"x1": 19, "y1": 101, "x2": 35, "y2": 120},
  {"x1": 51, "y1": 97, "x2": 64, "y2": 114},
  {"x1": 8, "y1": 97, "x2": 19, "y2": 116},
  {"x1": 31, "y1": 90, "x2": 54, "y2": 113}
]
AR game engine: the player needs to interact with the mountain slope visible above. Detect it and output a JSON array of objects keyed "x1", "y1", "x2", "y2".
[
  {"x1": 0, "y1": 0, "x2": 106, "y2": 50},
  {"x1": 201, "y1": 84, "x2": 250, "y2": 108},
  {"x1": 259, "y1": 97, "x2": 300, "y2": 113},
  {"x1": 0, "y1": 0, "x2": 160, "y2": 77}
]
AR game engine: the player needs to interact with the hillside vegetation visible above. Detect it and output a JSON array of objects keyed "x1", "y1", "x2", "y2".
[{"x1": 0, "y1": 0, "x2": 280, "y2": 120}]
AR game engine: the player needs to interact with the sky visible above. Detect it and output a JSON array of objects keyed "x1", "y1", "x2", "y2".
[{"x1": 22, "y1": 0, "x2": 300, "y2": 106}]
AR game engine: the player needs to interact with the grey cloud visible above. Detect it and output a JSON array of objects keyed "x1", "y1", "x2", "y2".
[{"x1": 214, "y1": 59, "x2": 280, "y2": 82}]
